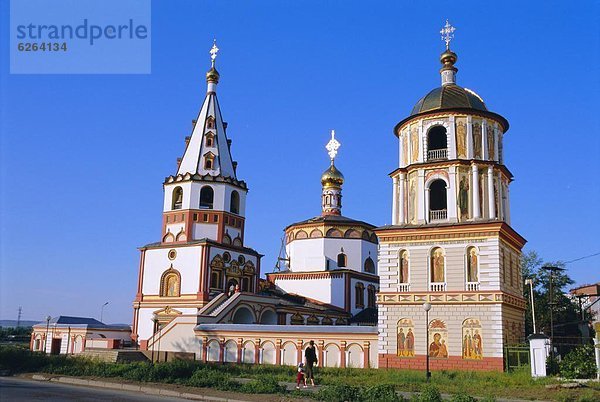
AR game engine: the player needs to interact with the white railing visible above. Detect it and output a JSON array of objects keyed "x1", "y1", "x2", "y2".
[
  {"x1": 466, "y1": 282, "x2": 480, "y2": 291},
  {"x1": 429, "y1": 209, "x2": 447, "y2": 221},
  {"x1": 398, "y1": 283, "x2": 410, "y2": 292},
  {"x1": 429, "y1": 282, "x2": 446, "y2": 292},
  {"x1": 427, "y1": 148, "x2": 448, "y2": 161}
]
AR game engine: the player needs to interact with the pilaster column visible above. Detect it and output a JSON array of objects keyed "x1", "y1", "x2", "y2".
[
  {"x1": 471, "y1": 164, "x2": 481, "y2": 219},
  {"x1": 505, "y1": 185, "x2": 511, "y2": 224},
  {"x1": 237, "y1": 338, "x2": 243, "y2": 364},
  {"x1": 275, "y1": 339, "x2": 282, "y2": 365},
  {"x1": 493, "y1": 125, "x2": 500, "y2": 162},
  {"x1": 363, "y1": 341, "x2": 370, "y2": 369},
  {"x1": 219, "y1": 338, "x2": 225, "y2": 364},
  {"x1": 296, "y1": 339, "x2": 303, "y2": 365},
  {"x1": 340, "y1": 341, "x2": 347, "y2": 368},
  {"x1": 447, "y1": 166, "x2": 458, "y2": 222},
  {"x1": 318, "y1": 340, "x2": 324, "y2": 367},
  {"x1": 418, "y1": 121, "x2": 425, "y2": 163},
  {"x1": 392, "y1": 176, "x2": 399, "y2": 225},
  {"x1": 254, "y1": 339, "x2": 261, "y2": 364},
  {"x1": 399, "y1": 131, "x2": 405, "y2": 167},
  {"x1": 448, "y1": 117, "x2": 457, "y2": 159},
  {"x1": 417, "y1": 169, "x2": 426, "y2": 224},
  {"x1": 466, "y1": 116, "x2": 474, "y2": 159},
  {"x1": 487, "y1": 167, "x2": 496, "y2": 219},
  {"x1": 424, "y1": 188, "x2": 430, "y2": 223},
  {"x1": 399, "y1": 173, "x2": 406, "y2": 224},
  {"x1": 481, "y1": 120, "x2": 489, "y2": 160}
]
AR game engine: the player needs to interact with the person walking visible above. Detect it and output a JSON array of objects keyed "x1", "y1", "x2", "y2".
[{"x1": 304, "y1": 340, "x2": 318, "y2": 386}]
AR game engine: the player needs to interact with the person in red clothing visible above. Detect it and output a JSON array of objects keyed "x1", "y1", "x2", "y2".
[{"x1": 295, "y1": 362, "x2": 306, "y2": 389}]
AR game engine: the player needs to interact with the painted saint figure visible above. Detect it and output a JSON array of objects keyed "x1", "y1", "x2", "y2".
[
  {"x1": 456, "y1": 121, "x2": 467, "y2": 158},
  {"x1": 467, "y1": 247, "x2": 478, "y2": 282},
  {"x1": 473, "y1": 122, "x2": 482, "y2": 159},
  {"x1": 431, "y1": 248, "x2": 445, "y2": 283},
  {"x1": 406, "y1": 328, "x2": 415, "y2": 356},
  {"x1": 458, "y1": 176, "x2": 469, "y2": 220},
  {"x1": 411, "y1": 126, "x2": 419, "y2": 163},
  {"x1": 399, "y1": 251, "x2": 409, "y2": 284}
]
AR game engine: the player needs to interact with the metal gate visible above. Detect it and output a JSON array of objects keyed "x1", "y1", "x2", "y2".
[{"x1": 503, "y1": 345, "x2": 530, "y2": 371}]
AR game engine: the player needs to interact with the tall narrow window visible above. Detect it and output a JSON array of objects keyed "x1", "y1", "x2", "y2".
[
  {"x1": 367, "y1": 285, "x2": 376, "y2": 308},
  {"x1": 337, "y1": 251, "x2": 347, "y2": 268},
  {"x1": 172, "y1": 187, "x2": 183, "y2": 210},
  {"x1": 355, "y1": 282, "x2": 365, "y2": 308},
  {"x1": 364, "y1": 257, "x2": 375, "y2": 274},
  {"x1": 430, "y1": 247, "x2": 445, "y2": 289},
  {"x1": 205, "y1": 133, "x2": 214, "y2": 147},
  {"x1": 230, "y1": 190, "x2": 240, "y2": 214},
  {"x1": 466, "y1": 247, "x2": 479, "y2": 283},
  {"x1": 429, "y1": 179, "x2": 448, "y2": 221},
  {"x1": 427, "y1": 126, "x2": 448, "y2": 161},
  {"x1": 399, "y1": 250, "x2": 409, "y2": 284},
  {"x1": 160, "y1": 268, "x2": 181, "y2": 297},
  {"x1": 199, "y1": 186, "x2": 214, "y2": 209}
]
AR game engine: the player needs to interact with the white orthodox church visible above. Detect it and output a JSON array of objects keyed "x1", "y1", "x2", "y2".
[{"x1": 125, "y1": 22, "x2": 525, "y2": 372}]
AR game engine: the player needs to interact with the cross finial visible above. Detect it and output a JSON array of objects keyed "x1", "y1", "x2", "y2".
[
  {"x1": 440, "y1": 20, "x2": 456, "y2": 49},
  {"x1": 209, "y1": 39, "x2": 219, "y2": 66},
  {"x1": 325, "y1": 129, "x2": 341, "y2": 163}
]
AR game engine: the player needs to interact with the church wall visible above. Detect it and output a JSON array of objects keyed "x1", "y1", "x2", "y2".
[
  {"x1": 137, "y1": 307, "x2": 197, "y2": 342},
  {"x1": 148, "y1": 315, "x2": 200, "y2": 358},
  {"x1": 192, "y1": 223, "x2": 219, "y2": 240},
  {"x1": 287, "y1": 237, "x2": 377, "y2": 273},
  {"x1": 287, "y1": 238, "x2": 325, "y2": 271},
  {"x1": 274, "y1": 276, "x2": 337, "y2": 306},
  {"x1": 141, "y1": 246, "x2": 203, "y2": 295}
]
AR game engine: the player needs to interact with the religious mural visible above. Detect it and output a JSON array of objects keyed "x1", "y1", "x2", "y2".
[
  {"x1": 408, "y1": 171, "x2": 417, "y2": 224},
  {"x1": 462, "y1": 318, "x2": 483, "y2": 359},
  {"x1": 457, "y1": 167, "x2": 470, "y2": 221},
  {"x1": 494, "y1": 178, "x2": 500, "y2": 219},
  {"x1": 399, "y1": 250, "x2": 409, "y2": 284},
  {"x1": 430, "y1": 247, "x2": 445, "y2": 283},
  {"x1": 473, "y1": 121, "x2": 482, "y2": 159},
  {"x1": 428, "y1": 319, "x2": 449, "y2": 358},
  {"x1": 487, "y1": 125, "x2": 494, "y2": 159},
  {"x1": 410, "y1": 125, "x2": 419, "y2": 163},
  {"x1": 479, "y1": 173, "x2": 486, "y2": 218},
  {"x1": 466, "y1": 246, "x2": 478, "y2": 282},
  {"x1": 397, "y1": 318, "x2": 415, "y2": 357},
  {"x1": 455, "y1": 118, "x2": 467, "y2": 158}
]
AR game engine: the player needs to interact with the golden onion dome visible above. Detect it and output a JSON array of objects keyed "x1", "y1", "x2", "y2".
[
  {"x1": 206, "y1": 66, "x2": 220, "y2": 83},
  {"x1": 321, "y1": 164, "x2": 344, "y2": 187},
  {"x1": 440, "y1": 49, "x2": 458, "y2": 68}
]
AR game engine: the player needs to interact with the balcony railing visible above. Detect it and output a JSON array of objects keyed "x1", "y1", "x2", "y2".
[
  {"x1": 429, "y1": 209, "x2": 447, "y2": 221},
  {"x1": 466, "y1": 282, "x2": 480, "y2": 291},
  {"x1": 427, "y1": 148, "x2": 448, "y2": 161},
  {"x1": 398, "y1": 283, "x2": 410, "y2": 292},
  {"x1": 429, "y1": 282, "x2": 446, "y2": 292}
]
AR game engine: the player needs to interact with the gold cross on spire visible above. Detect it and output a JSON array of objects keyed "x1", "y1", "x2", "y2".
[
  {"x1": 209, "y1": 39, "x2": 219, "y2": 66},
  {"x1": 440, "y1": 20, "x2": 456, "y2": 49},
  {"x1": 326, "y1": 129, "x2": 341, "y2": 163}
]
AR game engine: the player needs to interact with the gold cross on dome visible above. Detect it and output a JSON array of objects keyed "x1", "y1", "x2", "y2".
[
  {"x1": 209, "y1": 40, "x2": 219, "y2": 65},
  {"x1": 326, "y1": 130, "x2": 341, "y2": 162},
  {"x1": 440, "y1": 20, "x2": 456, "y2": 49}
]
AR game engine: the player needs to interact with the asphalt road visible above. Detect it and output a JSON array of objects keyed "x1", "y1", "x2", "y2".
[{"x1": 0, "y1": 377, "x2": 193, "y2": 401}]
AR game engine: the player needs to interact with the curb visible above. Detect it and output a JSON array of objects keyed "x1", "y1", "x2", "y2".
[{"x1": 25, "y1": 374, "x2": 251, "y2": 402}]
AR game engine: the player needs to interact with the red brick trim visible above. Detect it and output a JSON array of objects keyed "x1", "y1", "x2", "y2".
[{"x1": 378, "y1": 353, "x2": 504, "y2": 372}]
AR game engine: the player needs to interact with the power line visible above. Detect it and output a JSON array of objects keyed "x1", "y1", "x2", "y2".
[{"x1": 563, "y1": 251, "x2": 600, "y2": 264}]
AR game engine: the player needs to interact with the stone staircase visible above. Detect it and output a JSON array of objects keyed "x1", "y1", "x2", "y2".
[{"x1": 80, "y1": 348, "x2": 149, "y2": 363}]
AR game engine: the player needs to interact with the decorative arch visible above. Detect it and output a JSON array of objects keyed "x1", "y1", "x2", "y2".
[
  {"x1": 233, "y1": 237, "x2": 243, "y2": 247},
  {"x1": 72, "y1": 335, "x2": 84, "y2": 354},
  {"x1": 259, "y1": 309, "x2": 277, "y2": 324},
  {"x1": 230, "y1": 190, "x2": 240, "y2": 214},
  {"x1": 224, "y1": 340, "x2": 238, "y2": 363},
  {"x1": 160, "y1": 266, "x2": 181, "y2": 297},
  {"x1": 162, "y1": 231, "x2": 175, "y2": 243},
  {"x1": 323, "y1": 343, "x2": 341, "y2": 367},
  {"x1": 172, "y1": 187, "x2": 183, "y2": 210},
  {"x1": 205, "y1": 132, "x2": 215, "y2": 147},
  {"x1": 326, "y1": 228, "x2": 342, "y2": 238},
  {"x1": 466, "y1": 246, "x2": 479, "y2": 283},
  {"x1": 430, "y1": 247, "x2": 446, "y2": 284},
  {"x1": 210, "y1": 255, "x2": 224, "y2": 290},
  {"x1": 397, "y1": 318, "x2": 415, "y2": 357},
  {"x1": 399, "y1": 250, "x2": 409, "y2": 284},
  {"x1": 260, "y1": 341, "x2": 276, "y2": 365},
  {"x1": 232, "y1": 305, "x2": 255, "y2": 324},
  {"x1": 369, "y1": 233, "x2": 378, "y2": 244},
  {"x1": 206, "y1": 339, "x2": 220, "y2": 362},
  {"x1": 199, "y1": 186, "x2": 214, "y2": 209},
  {"x1": 295, "y1": 230, "x2": 308, "y2": 240},
  {"x1": 281, "y1": 341, "x2": 298, "y2": 366},
  {"x1": 222, "y1": 234, "x2": 232, "y2": 245},
  {"x1": 337, "y1": 250, "x2": 347, "y2": 268},
  {"x1": 364, "y1": 257, "x2": 375, "y2": 274},
  {"x1": 309, "y1": 229, "x2": 323, "y2": 238},
  {"x1": 428, "y1": 179, "x2": 448, "y2": 221},
  {"x1": 203, "y1": 152, "x2": 215, "y2": 170},
  {"x1": 462, "y1": 318, "x2": 483, "y2": 359},
  {"x1": 346, "y1": 343, "x2": 364, "y2": 368},
  {"x1": 175, "y1": 229, "x2": 187, "y2": 242},
  {"x1": 344, "y1": 229, "x2": 360, "y2": 238},
  {"x1": 361, "y1": 230, "x2": 370, "y2": 240},
  {"x1": 241, "y1": 341, "x2": 256, "y2": 363},
  {"x1": 206, "y1": 116, "x2": 215, "y2": 129}
]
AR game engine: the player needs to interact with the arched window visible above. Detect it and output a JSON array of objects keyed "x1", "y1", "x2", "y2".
[
  {"x1": 206, "y1": 116, "x2": 215, "y2": 129},
  {"x1": 199, "y1": 186, "x2": 214, "y2": 209},
  {"x1": 355, "y1": 282, "x2": 365, "y2": 308},
  {"x1": 205, "y1": 133, "x2": 214, "y2": 147},
  {"x1": 172, "y1": 187, "x2": 183, "y2": 210},
  {"x1": 429, "y1": 179, "x2": 448, "y2": 221},
  {"x1": 367, "y1": 285, "x2": 376, "y2": 308},
  {"x1": 337, "y1": 251, "x2": 347, "y2": 268},
  {"x1": 430, "y1": 247, "x2": 445, "y2": 290},
  {"x1": 364, "y1": 257, "x2": 375, "y2": 274},
  {"x1": 210, "y1": 270, "x2": 222, "y2": 289},
  {"x1": 204, "y1": 156, "x2": 214, "y2": 170},
  {"x1": 160, "y1": 268, "x2": 181, "y2": 297},
  {"x1": 230, "y1": 191, "x2": 240, "y2": 214},
  {"x1": 427, "y1": 126, "x2": 448, "y2": 161}
]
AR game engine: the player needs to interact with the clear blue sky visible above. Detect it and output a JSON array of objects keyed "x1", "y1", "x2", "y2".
[{"x1": 1, "y1": 1, "x2": 599, "y2": 324}]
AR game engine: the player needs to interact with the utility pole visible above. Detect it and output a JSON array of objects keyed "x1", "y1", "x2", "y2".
[
  {"x1": 542, "y1": 266, "x2": 565, "y2": 360},
  {"x1": 17, "y1": 306, "x2": 22, "y2": 328}
]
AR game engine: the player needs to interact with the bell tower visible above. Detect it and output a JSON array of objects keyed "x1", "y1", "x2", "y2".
[{"x1": 376, "y1": 21, "x2": 527, "y2": 372}]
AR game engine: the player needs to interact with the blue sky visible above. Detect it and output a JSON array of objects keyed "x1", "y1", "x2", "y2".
[{"x1": 1, "y1": 0, "x2": 599, "y2": 324}]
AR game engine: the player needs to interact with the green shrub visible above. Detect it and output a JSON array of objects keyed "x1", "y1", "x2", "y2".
[
  {"x1": 559, "y1": 344, "x2": 597, "y2": 379},
  {"x1": 412, "y1": 385, "x2": 442, "y2": 402},
  {"x1": 239, "y1": 377, "x2": 286, "y2": 394},
  {"x1": 449, "y1": 392, "x2": 476, "y2": 402},
  {"x1": 187, "y1": 367, "x2": 239, "y2": 391},
  {"x1": 317, "y1": 383, "x2": 361, "y2": 401},
  {"x1": 360, "y1": 384, "x2": 402, "y2": 402}
]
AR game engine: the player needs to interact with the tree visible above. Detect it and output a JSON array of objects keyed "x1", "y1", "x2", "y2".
[{"x1": 521, "y1": 250, "x2": 580, "y2": 339}]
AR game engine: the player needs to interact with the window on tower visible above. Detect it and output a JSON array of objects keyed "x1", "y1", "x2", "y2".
[
  {"x1": 172, "y1": 187, "x2": 183, "y2": 210},
  {"x1": 204, "y1": 158, "x2": 213, "y2": 170},
  {"x1": 428, "y1": 179, "x2": 448, "y2": 221},
  {"x1": 427, "y1": 125, "x2": 448, "y2": 161},
  {"x1": 337, "y1": 251, "x2": 347, "y2": 268},
  {"x1": 355, "y1": 282, "x2": 365, "y2": 308},
  {"x1": 205, "y1": 133, "x2": 214, "y2": 147},
  {"x1": 364, "y1": 257, "x2": 375, "y2": 274},
  {"x1": 230, "y1": 190, "x2": 240, "y2": 214},
  {"x1": 367, "y1": 285, "x2": 376, "y2": 308},
  {"x1": 199, "y1": 186, "x2": 214, "y2": 209}
]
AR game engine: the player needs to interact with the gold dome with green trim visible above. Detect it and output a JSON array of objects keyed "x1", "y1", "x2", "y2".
[{"x1": 321, "y1": 163, "x2": 344, "y2": 187}]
